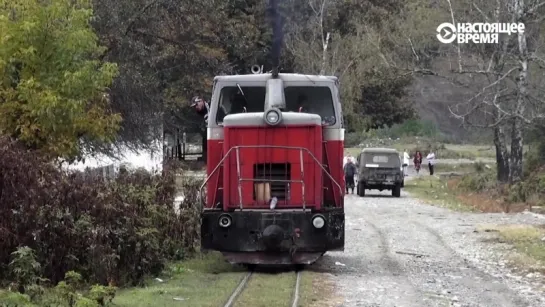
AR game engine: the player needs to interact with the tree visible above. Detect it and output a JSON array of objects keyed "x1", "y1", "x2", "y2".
[
  {"x1": 91, "y1": 0, "x2": 277, "y2": 161},
  {"x1": 398, "y1": 0, "x2": 545, "y2": 183},
  {"x1": 283, "y1": 0, "x2": 415, "y2": 133},
  {"x1": 442, "y1": 0, "x2": 545, "y2": 183},
  {"x1": 0, "y1": 0, "x2": 120, "y2": 161}
]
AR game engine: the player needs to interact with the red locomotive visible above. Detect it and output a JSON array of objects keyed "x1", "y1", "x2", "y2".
[{"x1": 199, "y1": 66, "x2": 345, "y2": 265}]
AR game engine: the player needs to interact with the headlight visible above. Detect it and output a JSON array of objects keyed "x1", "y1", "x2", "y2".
[
  {"x1": 264, "y1": 108, "x2": 282, "y2": 125},
  {"x1": 218, "y1": 214, "x2": 232, "y2": 228},
  {"x1": 312, "y1": 215, "x2": 325, "y2": 229}
]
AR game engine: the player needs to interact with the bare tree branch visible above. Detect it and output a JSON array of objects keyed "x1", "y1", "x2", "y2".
[
  {"x1": 124, "y1": 0, "x2": 162, "y2": 35},
  {"x1": 472, "y1": 3, "x2": 491, "y2": 21},
  {"x1": 445, "y1": 0, "x2": 462, "y2": 72},
  {"x1": 407, "y1": 36, "x2": 419, "y2": 62},
  {"x1": 527, "y1": 1, "x2": 545, "y2": 14},
  {"x1": 320, "y1": 32, "x2": 330, "y2": 75}
]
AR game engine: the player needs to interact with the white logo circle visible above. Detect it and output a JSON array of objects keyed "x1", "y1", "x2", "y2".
[{"x1": 436, "y1": 22, "x2": 456, "y2": 44}]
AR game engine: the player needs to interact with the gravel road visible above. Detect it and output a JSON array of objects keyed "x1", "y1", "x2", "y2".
[{"x1": 313, "y1": 170, "x2": 545, "y2": 307}]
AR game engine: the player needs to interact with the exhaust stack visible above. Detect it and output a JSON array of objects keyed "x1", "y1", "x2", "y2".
[{"x1": 264, "y1": 78, "x2": 285, "y2": 111}]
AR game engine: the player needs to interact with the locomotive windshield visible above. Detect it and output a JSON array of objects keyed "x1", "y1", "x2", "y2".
[
  {"x1": 216, "y1": 86, "x2": 266, "y2": 123},
  {"x1": 285, "y1": 86, "x2": 336, "y2": 125},
  {"x1": 216, "y1": 85, "x2": 336, "y2": 125}
]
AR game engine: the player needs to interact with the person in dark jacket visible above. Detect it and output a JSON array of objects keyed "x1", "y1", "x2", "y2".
[
  {"x1": 343, "y1": 158, "x2": 357, "y2": 194},
  {"x1": 190, "y1": 96, "x2": 210, "y2": 124}
]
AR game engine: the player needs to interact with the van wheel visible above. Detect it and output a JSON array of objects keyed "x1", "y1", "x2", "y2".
[
  {"x1": 357, "y1": 183, "x2": 365, "y2": 197},
  {"x1": 392, "y1": 184, "x2": 401, "y2": 197}
]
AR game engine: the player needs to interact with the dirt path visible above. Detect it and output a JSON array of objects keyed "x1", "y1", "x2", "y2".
[{"x1": 312, "y1": 173, "x2": 545, "y2": 307}]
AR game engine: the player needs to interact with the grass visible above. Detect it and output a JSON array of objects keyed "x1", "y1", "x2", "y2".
[
  {"x1": 0, "y1": 254, "x2": 337, "y2": 307},
  {"x1": 0, "y1": 252, "x2": 336, "y2": 306},
  {"x1": 112, "y1": 252, "x2": 246, "y2": 307},
  {"x1": 230, "y1": 269, "x2": 338, "y2": 307},
  {"x1": 431, "y1": 163, "x2": 483, "y2": 173},
  {"x1": 404, "y1": 176, "x2": 476, "y2": 212},
  {"x1": 233, "y1": 270, "x2": 339, "y2": 307},
  {"x1": 477, "y1": 224, "x2": 545, "y2": 273},
  {"x1": 0, "y1": 252, "x2": 247, "y2": 307},
  {"x1": 112, "y1": 253, "x2": 334, "y2": 307},
  {"x1": 442, "y1": 144, "x2": 496, "y2": 159},
  {"x1": 235, "y1": 271, "x2": 296, "y2": 307},
  {"x1": 499, "y1": 225, "x2": 545, "y2": 266}
]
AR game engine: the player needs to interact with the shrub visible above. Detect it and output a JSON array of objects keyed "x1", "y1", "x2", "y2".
[
  {"x1": 456, "y1": 171, "x2": 495, "y2": 192},
  {"x1": 0, "y1": 136, "x2": 201, "y2": 288},
  {"x1": 508, "y1": 166, "x2": 545, "y2": 204},
  {"x1": 473, "y1": 161, "x2": 485, "y2": 173},
  {"x1": 344, "y1": 132, "x2": 364, "y2": 147},
  {"x1": 523, "y1": 141, "x2": 545, "y2": 178}
]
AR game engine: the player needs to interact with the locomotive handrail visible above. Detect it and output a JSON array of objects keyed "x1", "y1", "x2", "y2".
[{"x1": 198, "y1": 145, "x2": 343, "y2": 209}]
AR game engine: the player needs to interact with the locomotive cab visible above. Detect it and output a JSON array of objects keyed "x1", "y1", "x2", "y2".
[{"x1": 199, "y1": 72, "x2": 345, "y2": 265}]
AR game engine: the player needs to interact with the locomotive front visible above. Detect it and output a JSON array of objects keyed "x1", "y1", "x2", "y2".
[{"x1": 199, "y1": 70, "x2": 345, "y2": 265}]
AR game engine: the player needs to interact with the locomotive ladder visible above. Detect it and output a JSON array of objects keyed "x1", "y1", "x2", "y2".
[{"x1": 199, "y1": 145, "x2": 343, "y2": 210}]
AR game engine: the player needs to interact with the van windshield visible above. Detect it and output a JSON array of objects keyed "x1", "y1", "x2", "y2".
[{"x1": 216, "y1": 85, "x2": 336, "y2": 125}]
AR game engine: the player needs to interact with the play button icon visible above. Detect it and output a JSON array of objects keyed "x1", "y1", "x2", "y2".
[{"x1": 436, "y1": 22, "x2": 457, "y2": 44}]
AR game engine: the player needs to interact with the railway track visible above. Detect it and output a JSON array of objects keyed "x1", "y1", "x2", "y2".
[{"x1": 223, "y1": 268, "x2": 303, "y2": 307}]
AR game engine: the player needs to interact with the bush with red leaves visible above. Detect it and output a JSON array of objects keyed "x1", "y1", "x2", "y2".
[{"x1": 0, "y1": 137, "x2": 200, "y2": 287}]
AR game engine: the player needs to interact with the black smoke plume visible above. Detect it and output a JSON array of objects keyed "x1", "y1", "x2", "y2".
[{"x1": 268, "y1": 0, "x2": 283, "y2": 77}]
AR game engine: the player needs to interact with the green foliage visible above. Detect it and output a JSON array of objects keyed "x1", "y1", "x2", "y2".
[
  {"x1": 0, "y1": 290, "x2": 36, "y2": 306},
  {"x1": 507, "y1": 167, "x2": 545, "y2": 204},
  {"x1": 473, "y1": 161, "x2": 486, "y2": 173},
  {"x1": 523, "y1": 141, "x2": 545, "y2": 177},
  {"x1": 74, "y1": 297, "x2": 99, "y2": 307},
  {"x1": 370, "y1": 119, "x2": 439, "y2": 139},
  {"x1": 0, "y1": 137, "x2": 201, "y2": 290},
  {"x1": 0, "y1": 269, "x2": 113, "y2": 306},
  {"x1": 343, "y1": 132, "x2": 363, "y2": 147},
  {"x1": 93, "y1": 0, "x2": 271, "y2": 146},
  {"x1": 343, "y1": 119, "x2": 439, "y2": 147},
  {"x1": 356, "y1": 68, "x2": 415, "y2": 131},
  {"x1": 457, "y1": 171, "x2": 495, "y2": 192},
  {"x1": 8, "y1": 247, "x2": 42, "y2": 293},
  {"x1": 88, "y1": 285, "x2": 116, "y2": 306},
  {"x1": 0, "y1": 0, "x2": 120, "y2": 160}
]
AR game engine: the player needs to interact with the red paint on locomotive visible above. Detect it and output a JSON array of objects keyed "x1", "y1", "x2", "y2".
[
  {"x1": 199, "y1": 72, "x2": 345, "y2": 265},
  {"x1": 222, "y1": 125, "x2": 323, "y2": 210}
]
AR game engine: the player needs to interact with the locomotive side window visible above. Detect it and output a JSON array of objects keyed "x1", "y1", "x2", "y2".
[
  {"x1": 216, "y1": 86, "x2": 266, "y2": 123},
  {"x1": 284, "y1": 86, "x2": 336, "y2": 125}
]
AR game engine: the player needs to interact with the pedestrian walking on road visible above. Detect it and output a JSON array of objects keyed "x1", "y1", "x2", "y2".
[
  {"x1": 402, "y1": 149, "x2": 410, "y2": 175},
  {"x1": 413, "y1": 151, "x2": 423, "y2": 174},
  {"x1": 426, "y1": 151, "x2": 436, "y2": 175},
  {"x1": 343, "y1": 152, "x2": 354, "y2": 168},
  {"x1": 344, "y1": 158, "x2": 357, "y2": 194}
]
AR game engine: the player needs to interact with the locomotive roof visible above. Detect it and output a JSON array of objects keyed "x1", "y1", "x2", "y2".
[
  {"x1": 214, "y1": 73, "x2": 338, "y2": 83},
  {"x1": 360, "y1": 147, "x2": 399, "y2": 154}
]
